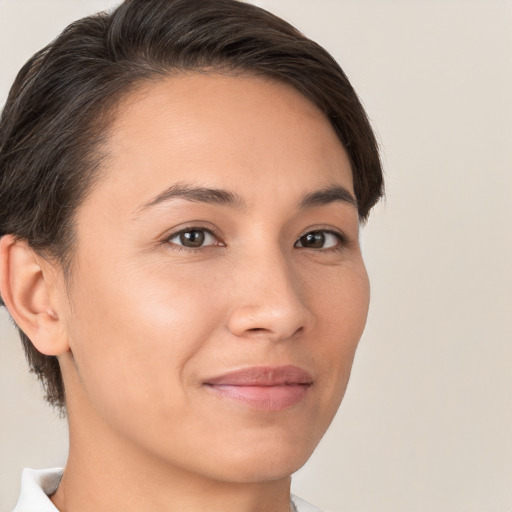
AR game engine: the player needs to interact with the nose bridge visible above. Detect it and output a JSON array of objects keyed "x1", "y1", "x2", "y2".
[{"x1": 227, "y1": 243, "x2": 314, "y2": 340}]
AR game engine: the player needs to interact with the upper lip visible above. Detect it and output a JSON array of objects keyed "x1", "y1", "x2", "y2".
[{"x1": 203, "y1": 365, "x2": 313, "y2": 386}]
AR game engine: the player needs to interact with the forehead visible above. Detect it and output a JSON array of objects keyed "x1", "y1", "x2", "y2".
[{"x1": 86, "y1": 72, "x2": 353, "y2": 215}]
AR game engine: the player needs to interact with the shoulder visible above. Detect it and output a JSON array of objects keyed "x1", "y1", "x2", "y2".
[{"x1": 12, "y1": 468, "x2": 63, "y2": 512}]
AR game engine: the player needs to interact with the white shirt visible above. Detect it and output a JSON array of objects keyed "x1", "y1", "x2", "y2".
[{"x1": 13, "y1": 468, "x2": 324, "y2": 512}]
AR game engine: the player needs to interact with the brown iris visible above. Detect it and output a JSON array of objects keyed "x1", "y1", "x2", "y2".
[
  {"x1": 180, "y1": 230, "x2": 206, "y2": 247},
  {"x1": 297, "y1": 231, "x2": 326, "y2": 248}
]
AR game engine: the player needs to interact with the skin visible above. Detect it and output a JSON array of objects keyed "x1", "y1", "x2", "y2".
[{"x1": 0, "y1": 73, "x2": 370, "y2": 512}]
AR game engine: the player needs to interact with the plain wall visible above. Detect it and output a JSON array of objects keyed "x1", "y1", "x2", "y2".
[{"x1": 1, "y1": 1, "x2": 511, "y2": 511}]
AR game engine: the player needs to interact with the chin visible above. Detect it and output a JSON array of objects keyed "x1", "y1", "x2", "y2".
[
  {"x1": 210, "y1": 456, "x2": 309, "y2": 484},
  {"x1": 199, "y1": 434, "x2": 318, "y2": 484}
]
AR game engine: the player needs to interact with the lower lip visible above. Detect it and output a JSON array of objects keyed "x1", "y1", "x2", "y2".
[{"x1": 205, "y1": 384, "x2": 311, "y2": 411}]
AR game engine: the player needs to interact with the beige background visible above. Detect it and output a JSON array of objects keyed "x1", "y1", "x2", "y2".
[{"x1": 1, "y1": 1, "x2": 511, "y2": 511}]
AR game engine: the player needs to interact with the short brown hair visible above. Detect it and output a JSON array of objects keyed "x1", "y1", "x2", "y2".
[{"x1": 0, "y1": 0, "x2": 383, "y2": 412}]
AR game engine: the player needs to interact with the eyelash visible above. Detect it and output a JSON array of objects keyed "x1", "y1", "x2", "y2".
[{"x1": 163, "y1": 226, "x2": 347, "y2": 252}]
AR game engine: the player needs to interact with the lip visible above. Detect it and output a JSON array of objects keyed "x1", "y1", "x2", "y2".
[{"x1": 203, "y1": 365, "x2": 313, "y2": 411}]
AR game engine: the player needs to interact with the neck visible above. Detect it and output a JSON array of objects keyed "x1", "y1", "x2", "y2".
[{"x1": 51, "y1": 396, "x2": 292, "y2": 512}]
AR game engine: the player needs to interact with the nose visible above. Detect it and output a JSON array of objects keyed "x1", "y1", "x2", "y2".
[{"x1": 226, "y1": 250, "x2": 315, "y2": 342}]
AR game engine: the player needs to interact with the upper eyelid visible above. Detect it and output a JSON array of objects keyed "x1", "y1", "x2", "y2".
[
  {"x1": 164, "y1": 224, "x2": 221, "y2": 241},
  {"x1": 294, "y1": 229, "x2": 345, "y2": 247},
  {"x1": 296, "y1": 227, "x2": 347, "y2": 242}
]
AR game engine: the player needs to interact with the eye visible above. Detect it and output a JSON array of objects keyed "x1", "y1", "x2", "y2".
[
  {"x1": 166, "y1": 228, "x2": 219, "y2": 249},
  {"x1": 294, "y1": 230, "x2": 343, "y2": 250}
]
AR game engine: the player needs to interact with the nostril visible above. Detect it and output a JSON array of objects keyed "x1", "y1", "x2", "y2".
[
  {"x1": 246, "y1": 325, "x2": 304, "y2": 337},
  {"x1": 245, "y1": 327, "x2": 270, "y2": 335},
  {"x1": 227, "y1": 297, "x2": 313, "y2": 341}
]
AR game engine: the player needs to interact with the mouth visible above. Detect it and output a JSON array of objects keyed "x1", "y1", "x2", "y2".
[{"x1": 203, "y1": 365, "x2": 313, "y2": 411}]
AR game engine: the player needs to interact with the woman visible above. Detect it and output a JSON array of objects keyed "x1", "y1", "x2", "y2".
[{"x1": 0, "y1": 0, "x2": 383, "y2": 511}]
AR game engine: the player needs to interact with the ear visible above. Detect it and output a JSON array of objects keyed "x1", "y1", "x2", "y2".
[{"x1": 0, "y1": 234, "x2": 70, "y2": 356}]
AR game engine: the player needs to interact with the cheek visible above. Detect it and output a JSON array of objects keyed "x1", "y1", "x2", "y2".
[
  {"x1": 307, "y1": 254, "x2": 370, "y2": 337},
  {"x1": 310, "y1": 262, "x2": 370, "y2": 394},
  {"x1": 64, "y1": 258, "x2": 225, "y2": 419}
]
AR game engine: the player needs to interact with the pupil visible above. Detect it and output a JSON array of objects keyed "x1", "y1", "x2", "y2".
[
  {"x1": 180, "y1": 230, "x2": 205, "y2": 247},
  {"x1": 301, "y1": 232, "x2": 325, "y2": 248}
]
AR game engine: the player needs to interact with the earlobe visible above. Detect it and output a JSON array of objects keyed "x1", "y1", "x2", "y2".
[{"x1": 0, "y1": 235, "x2": 69, "y2": 356}]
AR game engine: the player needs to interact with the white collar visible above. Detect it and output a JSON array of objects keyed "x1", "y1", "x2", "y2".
[
  {"x1": 13, "y1": 468, "x2": 62, "y2": 512},
  {"x1": 13, "y1": 468, "x2": 323, "y2": 512}
]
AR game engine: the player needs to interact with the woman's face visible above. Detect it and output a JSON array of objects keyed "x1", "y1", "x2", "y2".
[{"x1": 57, "y1": 73, "x2": 370, "y2": 482}]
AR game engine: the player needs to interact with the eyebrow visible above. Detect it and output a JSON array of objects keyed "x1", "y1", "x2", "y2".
[
  {"x1": 298, "y1": 185, "x2": 358, "y2": 210},
  {"x1": 135, "y1": 182, "x2": 246, "y2": 214},
  {"x1": 135, "y1": 182, "x2": 358, "y2": 215}
]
